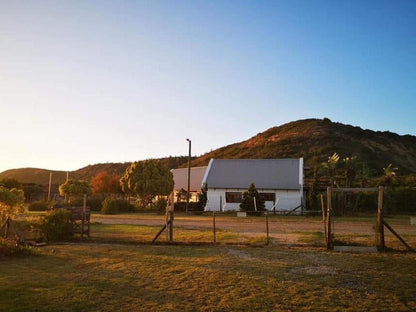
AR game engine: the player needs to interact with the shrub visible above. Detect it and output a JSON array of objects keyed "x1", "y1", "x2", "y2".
[
  {"x1": 38, "y1": 209, "x2": 73, "y2": 241},
  {"x1": 101, "y1": 198, "x2": 135, "y2": 214},
  {"x1": 174, "y1": 202, "x2": 201, "y2": 212},
  {"x1": 28, "y1": 201, "x2": 49, "y2": 211},
  {"x1": 150, "y1": 198, "x2": 167, "y2": 213},
  {"x1": 240, "y1": 183, "x2": 265, "y2": 212},
  {"x1": 87, "y1": 195, "x2": 104, "y2": 212},
  {"x1": 57, "y1": 195, "x2": 104, "y2": 212},
  {"x1": 0, "y1": 238, "x2": 35, "y2": 257}
]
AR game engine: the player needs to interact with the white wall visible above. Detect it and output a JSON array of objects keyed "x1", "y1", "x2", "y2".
[{"x1": 204, "y1": 188, "x2": 302, "y2": 212}]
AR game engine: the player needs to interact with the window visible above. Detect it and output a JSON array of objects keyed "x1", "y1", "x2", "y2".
[
  {"x1": 226, "y1": 192, "x2": 242, "y2": 203},
  {"x1": 260, "y1": 192, "x2": 275, "y2": 202}
]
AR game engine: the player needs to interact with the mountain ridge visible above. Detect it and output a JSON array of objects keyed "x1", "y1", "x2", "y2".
[{"x1": 1, "y1": 118, "x2": 415, "y2": 185}]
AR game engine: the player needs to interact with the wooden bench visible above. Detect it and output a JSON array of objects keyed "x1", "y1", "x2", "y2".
[{"x1": 66, "y1": 206, "x2": 90, "y2": 238}]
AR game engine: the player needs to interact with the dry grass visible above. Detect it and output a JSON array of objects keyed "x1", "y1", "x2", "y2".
[
  {"x1": 2, "y1": 213, "x2": 415, "y2": 311},
  {"x1": 1, "y1": 243, "x2": 415, "y2": 311}
]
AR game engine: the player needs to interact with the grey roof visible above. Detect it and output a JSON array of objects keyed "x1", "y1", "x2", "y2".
[
  {"x1": 171, "y1": 166, "x2": 207, "y2": 191},
  {"x1": 202, "y1": 159, "x2": 302, "y2": 190}
]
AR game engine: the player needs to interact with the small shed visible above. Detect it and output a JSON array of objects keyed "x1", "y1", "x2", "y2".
[{"x1": 171, "y1": 166, "x2": 207, "y2": 202}]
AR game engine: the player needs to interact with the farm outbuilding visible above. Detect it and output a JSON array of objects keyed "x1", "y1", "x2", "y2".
[
  {"x1": 202, "y1": 158, "x2": 304, "y2": 212},
  {"x1": 171, "y1": 166, "x2": 207, "y2": 203}
]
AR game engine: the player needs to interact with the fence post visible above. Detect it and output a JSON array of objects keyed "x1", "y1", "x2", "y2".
[
  {"x1": 320, "y1": 194, "x2": 327, "y2": 241},
  {"x1": 326, "y1": 187, "x2": 332, "y2": 249},
  {"x1": 168, "y1": 211, "x2": 174, "y2": 242},
  {"x1": 265, "y1": 212, "x2": 269, "y2": 245},
  {"x1": 376, "y1": 186, "x2": 385, "y2": 250},
  {"x1": 213, "y1": 212, "x2": 216, "y2": 243},
  {"x1": 81, "y1": 194, "x2": 87, "y2": 239}
]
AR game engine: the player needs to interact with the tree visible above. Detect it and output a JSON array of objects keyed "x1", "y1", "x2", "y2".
[
  {"x1": 0, "y1": 178, "x2": 21, "y2": 189},
  {"x1": 120, "y1": 160, "x2": 174, "y2": 207},
  {"x1": 176, "y1": 188, "x2": 188, "y2": 203},
  {"x1": 59, "y1": 180, "x2": 91, "y2": 202},
  {"x1": 240, "y1": 183, "x2": 265, "y2": 212},
  {"x1": 343, "y1": 156, "x2": 358, "y2": 187},
  {"x1": 322, "y1": 152, "x2": 340, "y2": 187},
  {"x1": 197, "y1": 188, "x2": 207, "y2": 211},
  {"x1": 380, "y1": 164, "x2": 398, "y2": 188},
  {"x1": 22, "y1": 183, "x2": 44, "y2": 202},
  {"x1": 308, "y1": 167, "x2": 320, "y2": 211},
  {"x1": 0, "y1": 186, "x2": 25, "y2": 223},
  {"x1": 91, "y1": 171, "x2": 122, "y2": 195},
  {"x1": 380, "y1": 164, "x2": 398, "y2": 214}
]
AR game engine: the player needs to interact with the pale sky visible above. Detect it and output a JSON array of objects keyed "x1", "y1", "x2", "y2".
[{"x1": 1, "y1": 0, "x2": 415, "y2": 173}]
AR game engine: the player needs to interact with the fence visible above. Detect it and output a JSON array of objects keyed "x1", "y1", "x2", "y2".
[{"x1": 88, "y1": 209, "x2": 415, "y2": 251}]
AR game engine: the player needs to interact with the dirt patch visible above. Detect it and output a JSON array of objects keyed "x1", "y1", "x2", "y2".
[{"x1": 291, "y1": 265, "x2": 337, "y2": 275}]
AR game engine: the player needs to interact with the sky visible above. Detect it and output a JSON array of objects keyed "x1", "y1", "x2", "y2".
[{"x1": 0, "y1": 0, "x2": 415, "y2": 173}]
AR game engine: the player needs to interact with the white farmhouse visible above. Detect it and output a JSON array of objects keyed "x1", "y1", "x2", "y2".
[{"x1": 201, "y1": 158, "x2": 304, "y2": 212}]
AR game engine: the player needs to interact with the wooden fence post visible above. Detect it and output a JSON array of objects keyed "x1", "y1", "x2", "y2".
[
  {"x1": 376, "y1": 186, "x2": 385, "y2": 250},
  {"x1": 265, "y1": 212, "x2": 269, "y2": 245},
  {"x1": 213, "y1": 212, "x2": 216, "y2": 243},
  {"x1": 168, "y1": 211, "x2": 174, "y2": 242},
  {"x1": 326, "y1": 186, "x2": 332, "y2": 249},
  {"x1": 320, "y1": 194, "x2": 327, "y2": 241},
  {"x1": 81, "y1": 194, "x2": 87, "y2": 239}
]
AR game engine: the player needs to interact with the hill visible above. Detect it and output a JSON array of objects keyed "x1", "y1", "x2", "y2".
[
  {"x1": 0, "y1": 156, "x2": 190, "y2": 185},
  {"x1": 1, "y1": 119, "x2": 415, "y2": 185},
  {"x1": 189, "y1": 118, "x2": 416, "y2": 175}
]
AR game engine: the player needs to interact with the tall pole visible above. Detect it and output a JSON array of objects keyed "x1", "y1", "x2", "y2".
[
  {"x1": 186, "y1": 138, "x2": 191, "y2": 214},
  {"x1": 47, "y1": 172, "x2": 52, "y2": 202},
  {"x1": 65, "y1": 171, "x2": 69, "y2": 203}
]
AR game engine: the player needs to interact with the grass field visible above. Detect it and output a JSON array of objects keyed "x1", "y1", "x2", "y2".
[
  {"x1": 1, "y1": 242, "x2": 416, "y2": 311},
  {"x1": 2, "y1": 213, "x2": 415, "y2": 311}
]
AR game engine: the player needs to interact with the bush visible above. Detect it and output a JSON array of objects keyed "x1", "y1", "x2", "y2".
[
  {"x1": 38, "y1": 209, "x2": 73, "y2": 241},
  {"x1": 28, "y1": 201, "x2": 49, "y2": 211},
  {"x1": 0, "y1": 238, "x2": 35, "y2": 257},
  {"x1": 174, "y1": 202, "x2": 201, "y2": 212},
  {"x1": 87, "y1": 195, "x2": 104, "y2": 212},
  {"x1": 150, "y1": 198, "x2": 167, "y2": 213},
  {"x1": 55, "y1": 195, "x2": 104, "y2": 212},
  {"x1": 101, "y1": 198, "x2": 135, "y2": 214}
]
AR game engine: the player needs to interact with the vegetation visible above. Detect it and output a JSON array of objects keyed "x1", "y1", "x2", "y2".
[
  {"x1": 1, "y1": 242, "x2": 415, "y2": 311},
  {"x1": 101, "y1": 198, "x2": 135, "y2": 214},
  {"x1": 37, "y1": 209, "x2": 73, "y2": 241},
  {"x1": 91, "y1": 171, "x2": 121, "y2": 195},
  {"x1": 0, "y1": 238, "x2": 35, "y2": 257},
  {"x1": 149, "y1": 197, "x2": 168, "y2": 213},
  {"x1": 0, "y1": 157, "x2": 190, "y2": 185},
  {"x1": 22, "y1": 183, "x2": 44, "y2": 202},
  {"x1": 28, "y1": 200, "x2": 49, "y2": 212},
  {"x1": 190, "y1": 118, "x2": 416, "y2": 177},
  {"x1": 0, "y1": 186, "x2": 25, "y2": 224},
  {"x1": 0, "y1": 178, "x2": 21, "y2": 189},
  {"x1": 59, "y1": 180, "x2": 92, "y2": 202},
  {"x1": 120, "y1": 160, "x2": 174, "y2": 208},
  {"x1": 240, "y1": 183, "x2": 265, "y2": 212}
]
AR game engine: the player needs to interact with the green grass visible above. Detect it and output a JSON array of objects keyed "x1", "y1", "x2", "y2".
[{"x1": 1, "y1": 243, "x2": 415, "y2": 311}]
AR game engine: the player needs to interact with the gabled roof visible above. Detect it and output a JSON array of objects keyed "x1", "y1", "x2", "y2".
[
  {"x1": 171, "y1": 166, "x2": 207, "y2": 191},
  {"x1": 202, "y1": 159, "x2": 302, "y2": 190}
]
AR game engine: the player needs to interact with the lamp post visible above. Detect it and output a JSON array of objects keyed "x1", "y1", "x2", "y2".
[{"x1": 186, "y1": 138, "x2": 191, "y2": 214}]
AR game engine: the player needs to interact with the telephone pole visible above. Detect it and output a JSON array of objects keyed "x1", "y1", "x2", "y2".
[{"x1": 186, "y1": 138, "x2": 191, "y2": 214}]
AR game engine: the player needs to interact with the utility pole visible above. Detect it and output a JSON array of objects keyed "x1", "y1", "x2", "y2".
[
  {"x1": 186, "y1": 138, "x2": 191, "y2": 214},
  {"x1": 47, "y1": 172, "x2": 52, "y2": 202}
]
